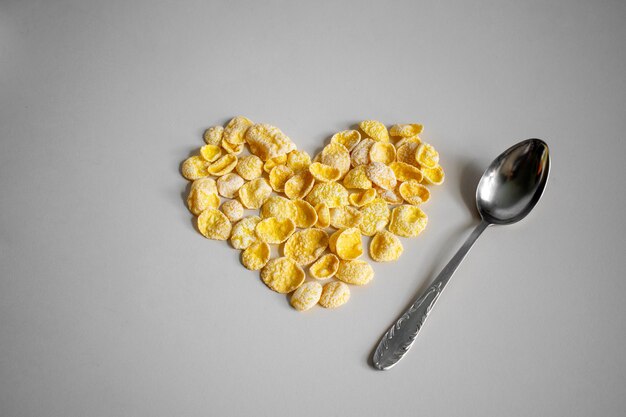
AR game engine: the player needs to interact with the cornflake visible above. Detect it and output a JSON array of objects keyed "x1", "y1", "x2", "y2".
[
  {"x1": 269, "y1": 164, "x2": 294, "y2": 192},
  {"x1": 203, "y1": 126, "x2": 224, "y2": 146},
  {"x1": 263, "y1": 154, "x2": 288, "y2": 173},
  {"x1": 319, "y1": 281, "x2": 350, "y2": 308},
  {"x1": 330, "y1": 228, "x2": 363, "y2": 260},
  {"x1": 200, "y1": 144, "x2": 222, "y2": 162},
  {"x1": 343, "y1": 166, "x2": 373, "y2": 190},
  {"x1": 261, "y1": 257, "x2": 305, "y2": 294},
  {"x1": 238, "y1": 178, "x2": 272, "y2": 209},
  {"x1": 308, "y1": 162, "x2": 341, "y2": 183},
  {"x1": 369, "y1": 142, "x2": 396, "y2": 165},
  {"x1": 359, "y1": 198, "x2": 390, "y2": 236},
  {"x1": 230, "y1": 216, "x2": 261, "y2": 250},
  {"x1": 287, "y1": 150, "x2": 311, "y2": 173},
  {"x1": 365, "y1": 162, "x2": 397, "y2": 191},
  {"x1": 348, "y1": 188, "x2": 377, "y2": 207},
  {"x1": 290, "y1": 282, "x2": 323, "y2": 311},
  {"x1": 389, "y1": 124, "x2": 423, "y2": 138},
  {"x1": 284, "y1": 229, "x2": 329, "y2": 265},
  {"x1": 399, "y1": 180, "x2": 431, "y2": 205},
  {"x1": 284, "y1": 170, "x2": 315, "y2": 200},
  {"x1": 309, "y1": 253, "x2": 340, "y2": 279},
  {"x1": 241, "y1": 242, "x2": 270, "y2": 270},
  {"x1": 321, "y1": 143, "x2": 351, "y2": 177},
  {"x1": 335, "y1": 260, "x2": 374, "y2": 285},
  {"x1": 245, "y1": 123, "x2": 296, "y2": 161},
  {"x1": 420, "y1": 165, "x2": 445, "y2": 185},
  {"x1": 314, "y1": 203, "x2": 330, "y2": 228},
  {"x1": 221, "y1": 199, "x2": 244, "y2": 222},
  {"x1": 260, "y1": 196, "x2": 297, "y2": 220},
  {"x1": 329, "y1": 206, "x2": 363, "y2": 229},
  {"x1": 236, "y1": 155, "x2": 264, "y2": 180},
  {"x1": 207, "y1": 154, "x2": 237, "y2": 176},
  {"x1": 187, "y1": 178, "x2": 219, "y2": 215},
  {"x1": 223, "y1": 116, "x2": 253, "y2": 145},
  {"x1": 255, "y1": 217, "x2": 296, "y2": 244},
  {"x1": 350, "y1": 138, "x2": 375, "y2": 167},
  {"x1": 370, "y1": 230, "x2": 403, "y2": 262},
  {"x1": 305, "y1": 182, "x2": 349, "y2": 208},
  {"x1": 359, "y1": 120, "x2": 389, "y2": 142},
  {"x1": 330, "y1": 130, "x2": 361, "y2": 151},
  {"x1": 388, "y1": 205, "x2": 428, "y2": 237},
  {"x1": 293, "y1": 200, "x2": 318, "y2": 228},
  {"x1": 182, "y1": 156, "x2": 209, "y2": 180},
  {"x1": 389, "y1": 161, "x2": 423, "y2": 183},
  {"x1": 216, "y1": 173, "x2": 245, "y2": 198},
  {"x1": 197, "y1": 208, "x2": 232, "y2": 241},
  {"x1": 416, "y1": 143, "x2": 439, "y2": 168}
]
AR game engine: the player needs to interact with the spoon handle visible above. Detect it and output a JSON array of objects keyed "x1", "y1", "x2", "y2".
[{"x1": 372, "y1": 220, "x2": 490, "y2": 370}]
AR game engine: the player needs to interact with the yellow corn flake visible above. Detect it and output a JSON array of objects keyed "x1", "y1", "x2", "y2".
[
  {"x1": 389, "y1": 161, "x2": 424, "y2": 182},
  {"x1": 369, "y1": 142, "x2": 396, "y2": 165},
  {"x1": 182, "y1": 156, "x2": 209, "y2": 180},
  {"x1": 398, "y1": 180, "x2": 431, "y2": 205},
  {"x1": 370, "y1": 230, "x2": 403, "y2": 262},
  {"x1": 216, "y1": 173, "x2": 245, "y2": 198},
  {"x1": 261, "y1": 257, "x2": 306, "y2": 294},
  {"x1": 420, "y1": 165, "x2": 445, "y2": 185},
  {"x1": 308, "y1": 162, "x2": 341, "y2": 183},
  {"x1": 245, "y1": 123, "x2": 296, "y2": 161},
  {"x1": 319, "y1": 281, "x2": 350, "y2": 308},
  {"x1": 200, "y1": 144, "x2": 222, "y2": 162},
  {"x1": 284, "y1": 229, "x2": 329, "y2": 265},
  {"x1": 268, "y1": 164, "x2": 294, "y2": 192},
  {"x1": 203, "y1": 126, "x2": 224, "y2": 146},
  {"x1": 221, "y1": 139, "x2": 244, "y2": 155},
  {"x1": 293, "y1": 200, "x2": 318, "y2": 228},
  {"x1": 389, "y1": 123, "x2": 423, "y2": 138},
  {"x1": 284, "y1": 170, "x2": 315, "y2": 200},
  {"x1": 290, "y1": 281, "x2": 323, "y2": 312},
  {"x1": 260, "y1": 196, "x2": 297, "y2": 220},
  {"x1": 377, "y1": 185, "x2": 404, "y2": 205},
  {"x1": 359, "y1": 198, "x2": 390, "y2": 236},
  {"x1": 221, "y1": 199, "x2": 244, "y2": 222},
  {"x1": 359, "y1": 120, "x2": 389, "y2": 142},
  {"x1": 350, "y1": 138, "x2": 375, "y2": 167},
  {"x1": 223, "y1": 116, "x2": 253, "y2": 145},
  {"x1": 241, "y1": 241, "x2": 271, "y2": 270},
  {"x1": 331, "y1": 227, "x2": 363, "y2": 260},
  {"x1": 395, "y1": 136, "x2": 422, "y2": 148},
  {"x1": 207, "y1": 154, "x2": 238, "y2": 176},
  {"x1": 388, "y1": 205, "x2": 428, "y2": 237},
  {"x1": 197, "y1": 208, "x2": 232, "y2": 240},
  {"x1": 235, "y1": 155, "x2": 263, "y2": 180},
  {"x1": 230, "y1": 216, "x2": 261, "y2": 249},
  {"x1": 238, "y1": 178, "x2": 272, "y2": 209},
  {"x1": 348, "y1": 188, "x2": 377, "y2": 207},
  {"x1": 309, "y1": 253, "x2": 340, "y2": 279},
  {"x1": 305, "y1": 182, "x2": 349, "y2": 208},
  {"x1": 365, "y1": 162, "x2": 397, "y2": 191},
  {"x1": 342, "y1": 166, "x2": 373, "y2": 190},
  {"x1": 187, "y1": 178, "x2": 219, "y2": 215},
  {"x1": 329, "y1": 206, "x2": 363, "y2": 229},
  {"x1": 255, "y1": 217, "x2": 296, "y2": 244},
  {"x1": 396, "y1": 141, "x2": 420, "y2": 167},
  {"x1": 314, "y1": 202, "x2": 330, "y2": 228},
  {"x1": 416, "y1": 143, "x2": 439, "y2": 168},
  {"x1": 320, "y1": 143, "x2": 351, "y2": 177},
  {"x1": 335, "y1": 260, "x2": 374, "y2": 285},
  {"x1": 287, "y1": 149, "x2": 311, "y2": 173},
  {"x1": 263, "y1": 154, "x2": 288, "y2": 173},
  {"x1": 330, "y1": 130, "x2": 361, "y2": 151}
]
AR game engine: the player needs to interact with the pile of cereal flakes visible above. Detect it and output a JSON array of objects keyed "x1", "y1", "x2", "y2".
[{"x1": 182, "y1": 117, "x2": 444, "y2": 312}]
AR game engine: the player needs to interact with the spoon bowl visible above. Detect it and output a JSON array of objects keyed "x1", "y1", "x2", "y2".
[
  {"x1": 372, "y1": 138, "x2": 551, "y2": 370},
  {"x1": 477, "y1": 139, "x2": 550, "y2": 225}
]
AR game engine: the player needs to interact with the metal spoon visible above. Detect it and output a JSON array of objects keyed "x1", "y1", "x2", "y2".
[{"x1": 372, "y1": 138, "x2": 550, "y2": 370}]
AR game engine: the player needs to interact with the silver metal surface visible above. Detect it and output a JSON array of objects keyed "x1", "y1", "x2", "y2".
[{"x1": 372, "y1": 139, "x2": 550, "y2": 370}]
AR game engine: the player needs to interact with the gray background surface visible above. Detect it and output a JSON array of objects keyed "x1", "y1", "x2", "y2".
[{"x1": 1, "y1": 0, "x2": 625, "y2": 416}]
